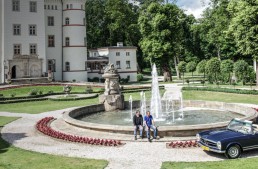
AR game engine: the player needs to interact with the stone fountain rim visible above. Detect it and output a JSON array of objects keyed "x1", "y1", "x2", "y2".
[{"x1": 63, "y1": 100, "x2": 258, "y2": 132}]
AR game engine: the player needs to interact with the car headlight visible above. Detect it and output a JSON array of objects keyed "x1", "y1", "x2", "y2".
[
  {"x1": 196, "y1": 134, "x2": 200, "y2": 141},
  {"x1": 217, "y1": 141, "x2": 222, "y2": 150}
]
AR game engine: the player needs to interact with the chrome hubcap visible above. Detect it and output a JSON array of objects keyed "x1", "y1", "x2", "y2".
[{"x1": 228, "y1": 147, "x2": 239, "y2": 158}]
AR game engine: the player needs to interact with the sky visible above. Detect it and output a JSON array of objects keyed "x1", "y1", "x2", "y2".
[{"x1": 175, "y1": 0, "x2": 211, "y2": 18}]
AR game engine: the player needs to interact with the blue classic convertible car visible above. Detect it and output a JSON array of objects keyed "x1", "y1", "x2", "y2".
[{"x1": 197, "y1": 118, "x2": 258, "y2": 159}]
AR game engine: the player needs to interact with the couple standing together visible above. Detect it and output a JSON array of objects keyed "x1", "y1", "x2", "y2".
[{"x1": 133, "y1": 110, "x2": 158, "y2": 142}]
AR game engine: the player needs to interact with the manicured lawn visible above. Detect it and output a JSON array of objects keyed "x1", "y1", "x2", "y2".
[
  {"x1": 162, "y1": 158, "x2": 258, "y2": 169},
  {"x1": 1, "y1": 90, "x2": 258, "y2": 114},
  {"x1": 0, "y1": 86, "x2": 103, "y2": 97},
  {"x1": 0, "y1": 98, "x2": 98, "y2": 114},
  {"x1": 183, "y1": 90, "x2": 258, "y2": 104},
  {"x1": 0, "y1": 117, "x2": 20, "y2": 127},
  {"x1": 0, "y1": 117, "x2": 108, "y2": 169}
]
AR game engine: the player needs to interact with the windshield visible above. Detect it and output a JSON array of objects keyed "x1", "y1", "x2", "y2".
[{"x1": 227, "y1": 119, "x2": 252, "y2": 134}]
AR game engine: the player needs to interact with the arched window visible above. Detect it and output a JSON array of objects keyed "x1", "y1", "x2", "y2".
[
  {"x1": 65, "y1": 18, "x2": 69, "y2": 25},
  {"x1": 65, "y1": 37, "x2": 70, "y2": 46},
  {"x1": 66, "y1": 4, "x2": 69, "y2": 9},
  {"x1": 70, "y1": 4, "x2": 73, "y2": 9}
]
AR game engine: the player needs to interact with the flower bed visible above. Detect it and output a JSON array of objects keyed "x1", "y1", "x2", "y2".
[
  {"x1": 166, "y1": 140, "x2": 199, "y2": 148},
  {"x1": 36, "y1": 117, "x2": 123, "y2": 146}
]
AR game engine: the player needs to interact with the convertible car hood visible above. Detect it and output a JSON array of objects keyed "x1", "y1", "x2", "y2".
[{"x1": 201, "y1": 130, "x2": 244, "y2": 142}]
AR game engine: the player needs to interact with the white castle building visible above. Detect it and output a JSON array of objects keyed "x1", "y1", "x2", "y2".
[{"x1": 0, "y1": 0, "x2": 137, "y2": 83}]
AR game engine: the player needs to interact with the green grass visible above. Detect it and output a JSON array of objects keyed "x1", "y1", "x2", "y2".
[
  {"x1": 0, "y1": 86, "x2": 102, "y2": 97},
  {"x1": 183, "y1": 90, "x2": 258, "y2": 104},
  {"x1": 162, "y1": 158, "x2": 258, "y2": 169},
  {"x1": 1, "y1": 90, "x2": 257, "y2": 114},
  {"x1": 0, "y1": 117, "x2": 20, "y2": 127},
  {"x1": 0, "y1": 117, "x2": 108, "y2": 169},
  {"x1": 0, "y1": 98, "x2": 98, "y2": 114}
]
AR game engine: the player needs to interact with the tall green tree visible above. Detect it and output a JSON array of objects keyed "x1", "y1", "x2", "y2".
[
  {"x1": 197, "y1": 60, "x2": 207, "y2": 79},
  {"x1": 205, "y1": 58, "x2": 221, "y2": 83},
  {"x1": 186, "y1": 61, "x2": 197, "y2": 77},
  {"x1": 227, "y1": 0, "x2": 258, "y2": 85},
  {"x1": 86, "y1": 0, "x2": 108, "y2": 48},
  {"x1": 220, "y1": 59, "x2": 234, "y2": 84},
  {"x1": 138, "y1": 2, "x2": 185, "y2": 81},
  {"x1": 234, "y1": 60, "x2": 249, "y2": 85}
]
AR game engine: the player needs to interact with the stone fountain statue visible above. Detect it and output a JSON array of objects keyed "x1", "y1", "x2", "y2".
[{"x1": 99, "y1": 63, "x2": 124, "y2": 111}]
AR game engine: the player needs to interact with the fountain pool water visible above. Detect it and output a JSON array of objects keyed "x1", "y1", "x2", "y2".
[{"x1": 76, "y1": 108, "x2": 244, "y2": 126}]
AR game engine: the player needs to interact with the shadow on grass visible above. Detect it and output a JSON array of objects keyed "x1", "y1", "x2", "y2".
[{"x1": 0, "y1": 131, "x2": 27, "y2": 154}]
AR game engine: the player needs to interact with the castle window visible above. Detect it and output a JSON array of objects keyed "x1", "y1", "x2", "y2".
[
  {"x1": 116, "y1": 61, "x2": 121, "y2": 69},
  {"x1": 116, "y1": 52, "x2": 120, "y2": 56},
  {"x1": 55, "y1": 5, "x2": 57, "y2": 10},
  {"x1": 66, "y1": 4, "x2": 69, "y2": 9},
  {"x1": 48, "y1": 60, "x2": 56, "y2": 72},
  {"x1": 12, "y1": 0, "x2": 20, "y2": 12},
  {"x1": 48, "y1": 35, "x2": 55, "y2": 47},
  {"x1": 65, "y1": 18, "x2": 70, "y2": 25},
  {"x1": 13, "y1": 24, "x2": 21, "y2": 35},
  {"x1": 126, "y1": 52, "x2": 130, "y2": 56},
  {"x1": 48, "y1": 5, "x2": 50, "y2": 9},
  {"x1": 29, "y1": 25, "x2": 37, "y2": 36},
  {"x1": 70, "y1": 4, "x2": 73, "y2": 9},
  {"x1": 126, "y1": 61, "x2": 131, "y2": 69},
  {"x1": 29, "y1": 1, "x2": 37, "y2": 12},
  {"x1": 65, "y1": 62, "x2": 70, "y2": 71},
  {"x1": 65, "y1": 37, "x2": 70, "y2": 46},
  {"x1": 44, "y1": 5, "x2": 46, "y2": 9},
  {"x1": 30, "y1": 44, "x2": 37, "y2": 55},
  {"x1": 48, "y1": 16, "x2": 54, "y2": 26},
  {"x1": 13, "y1": 44, "x2": 21, "y2": 55}
]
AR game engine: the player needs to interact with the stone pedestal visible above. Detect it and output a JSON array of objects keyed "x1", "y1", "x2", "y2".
[
  {"x1": 99, "y1": 94, "x2": 124, "y2": 111},
  {"x1": 99, "y1": 63, "x2": 124, "y2": 111}
]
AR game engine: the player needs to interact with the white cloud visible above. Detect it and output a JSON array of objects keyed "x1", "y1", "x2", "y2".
[{"x1": 176, "y1": 0, "x2": 210, "y2": 18}]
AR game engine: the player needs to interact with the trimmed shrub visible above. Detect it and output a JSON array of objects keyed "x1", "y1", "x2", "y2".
[
  {"x1": 28, "y1": 89, "x2": 38, "y2": 96},
  {"x1": 183, "y1": 87, "x2": 258, "y2": 95},
  {"x1": 137, "y1": 74, "x2": 144, "y2": 82},
  {"x1": 85, "y1": 86, "x2": 93, "y2": 94},
  {"x1": 38, "y1": 90, "x2": 43, "y2": 95},
  {"x1": 10, "y1": 93, "x2": 16, "y2": 98}
]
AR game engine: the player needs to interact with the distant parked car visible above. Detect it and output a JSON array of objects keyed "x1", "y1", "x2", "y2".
[{"x1": 197, "y1": 118, "x2": 258, "y2": 159}]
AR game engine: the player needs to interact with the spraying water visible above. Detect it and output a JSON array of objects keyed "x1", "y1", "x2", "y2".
[
  {"x1": 150, "y1": 64, "x2": 162, "y2": 119},
  {"x1": 140, "y1": 91, "x2": 147, "y2": 116},
  {"x1": 129, "y1": 95, "x2": 133, "y2": 120}
]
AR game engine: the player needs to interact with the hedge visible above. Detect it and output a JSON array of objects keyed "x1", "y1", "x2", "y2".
[{"x1": 48, "y1": 94, "x2": 98, "y2": 101}]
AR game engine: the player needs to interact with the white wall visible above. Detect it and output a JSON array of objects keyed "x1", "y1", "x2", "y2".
[
  {"x1": 105, "y1": 47, "x2": 137, "y2": 82},
  {"x1": 63, "y1": 71, "x2": 87, "y2": 82},
  {"x1": 62, "y1": 0, "x2": 87, "y2": 82},
  {"x1": 4, "y1": 0, "x2": 46, "y2": 73},
  {"x1": 45, "y1": 0, "x2": 62, "y2": 81}
]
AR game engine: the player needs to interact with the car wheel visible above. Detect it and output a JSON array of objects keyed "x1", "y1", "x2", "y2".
[{"x1": 225, "y1": 145, "x2": 241, "y2": 159}]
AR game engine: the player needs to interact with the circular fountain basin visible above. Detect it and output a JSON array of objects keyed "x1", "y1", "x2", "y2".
[{"x1": 63, "y1": 100, "x2": 258, "y2": 137}]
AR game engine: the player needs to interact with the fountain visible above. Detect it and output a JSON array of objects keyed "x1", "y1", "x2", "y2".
[
  {"x1": 129, "y1": 95, "x2": 133, "y2": 120},
  {"x1": 140, "y1": 91, "x2": 147, "y2": 117},
  {"x1": 150, "y1": 64, "x2": 162, "y2": 119},
  {"x1": 62, "y1": 62, "x2": 258, "y2": 137}
]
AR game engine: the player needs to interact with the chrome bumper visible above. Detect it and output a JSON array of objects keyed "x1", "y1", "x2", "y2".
[{"x1": 198, "y1": 141, "x2": 225, "y2": 153}]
